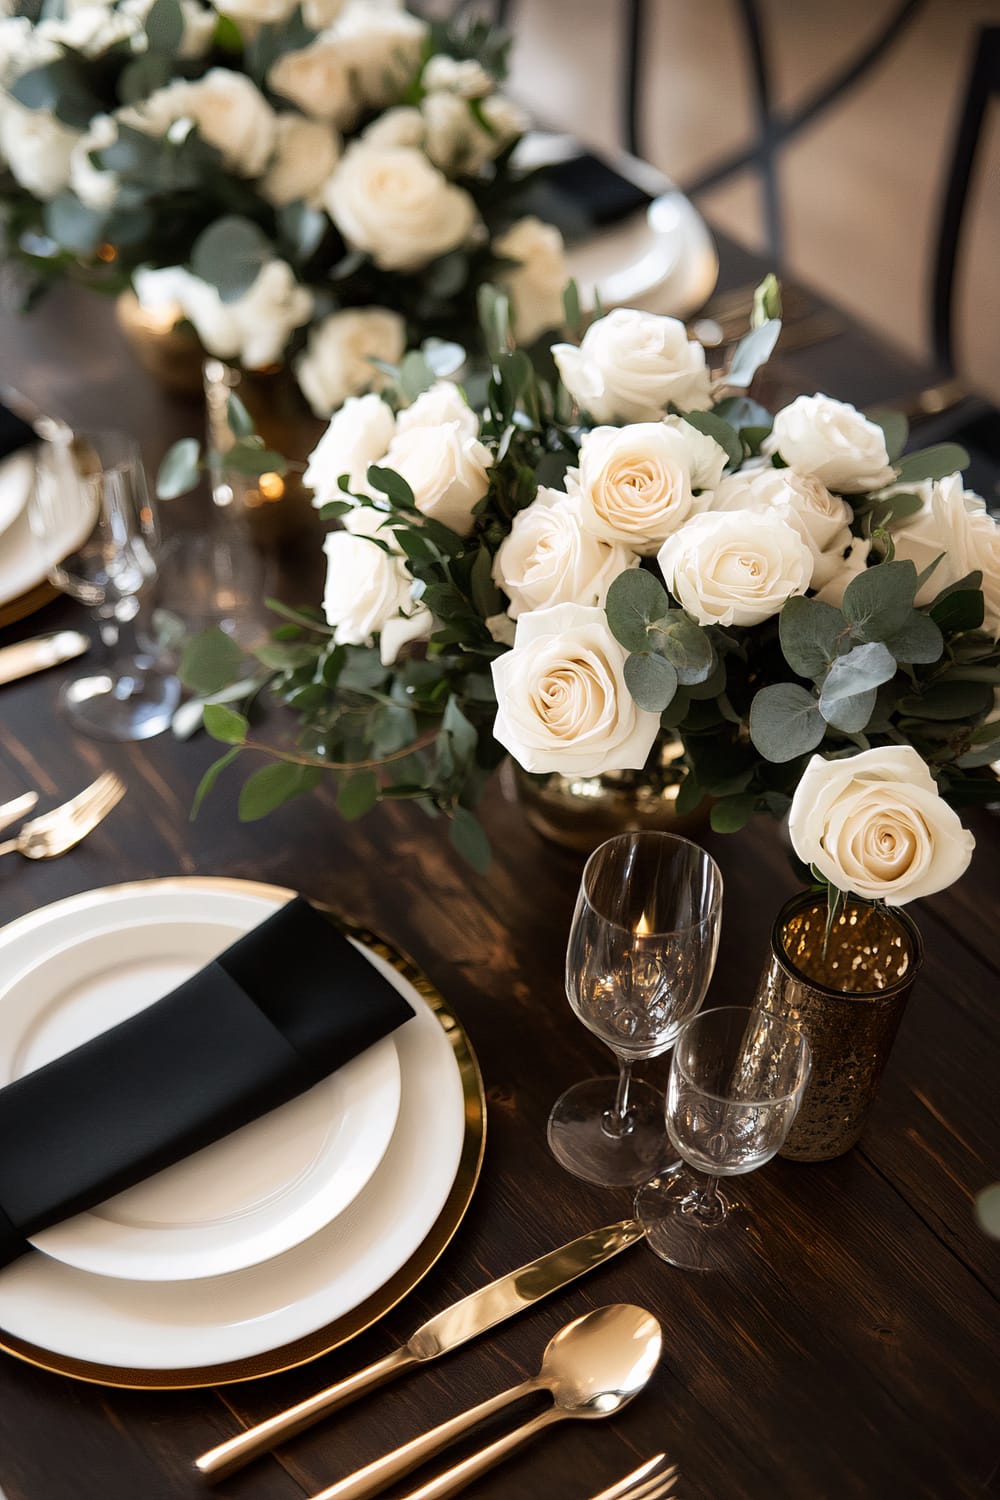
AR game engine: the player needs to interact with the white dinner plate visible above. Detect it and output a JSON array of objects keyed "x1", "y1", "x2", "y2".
[
  {"x1": 0, "y1": 449, "x2": 32, "y2": 543},
  {"x1": 0, "y1": 914, "x2": 401, "y2": 1282},
  {"x1": 0, "y1": 879, "x2": 468, "y2": 1371}
]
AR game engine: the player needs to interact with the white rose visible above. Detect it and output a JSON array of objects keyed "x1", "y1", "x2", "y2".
[
  {"x1": 657, "y1": 508, "x2": 813, "y2": 627},
  {"x1": 132, "y1": 263, "x2": 194, "y2": 318},
  {"x1": 788, "y1": 746, "x2": 975, "y2": 904},
  {"x1": 0, "y1": 18, "x2": 59, "y2": 86},
  {"x1": 491, "y1": 602, "x2": 661, "y2": 776},
  {"x1": 69, "y1": 112, "x2": 118, "y2": 211},
  {"x1": 568, "y1": 422, "x2": 706, "y2": 554},
  {"x1": 381, "y1": 422, "x2": 492, "y2": 537},
  {"x1": 322, "y1": 529, "x2": 431, "y2": 666},
  {"x1": 362, "y1": 105, "x2": 425, "y2": 149},
  {"x1": 422, "y1": 54, "x2": 493, "y2": 97},
  {"x1": 304, "y1": 393, "x2": 396, "y2": 506},
  {"x1": 661, "y1": 415, "x2": 728, "y2": 492},
  {"x1": 879, "y1": 473, "x2": 1000, "y2": 634},
  {"x1": 301, "y1": 0, "x2": 347, "y2": 27},
  {"x1": 37, "y1": 5, "x2": 139, "y2": 55},
  {"x1": 396, "y1": 380, "x2": 478, "y2": 439},
  {"x1": 323, "y1": 142, "x2": 478, "y2": 272},
  {"x1": 121, "y1": 0, "x2": 216, "y2": 58},
  {"x1": 210, "y1": 0, "x2": 298, "y2": 32},
  {"x1": 713, "y1": 465, "x2": 859, "y2": 592},
  {"x1": 552, "y1": 307, "x2": 712, "y2": 422},
  {"x1": 131, "y1": 70, "x2": 275, "y2": 175},
  {"x1": 0, "y1": 103, "x2": 78, "y2": 199},
  {"x1": 268, "y1": 38, "x2": 355, "y2": 129},
  {"x1": 762, "y1": 393, "x2": 896, "y2": 492},
  {"x1": 260, "y1": 112, "x2": 340, "y2": 207},
  {"x1": 177, "y1": 260, "x2": 313, "y2": 369},
  {"x1": 295, "y1": 306, "x2": 405, "y2": 418},
  {"x1": 493, "y1": 217, "x2": 568, "y2": 345},
  {"x1": 420, "y1": 91, "x2": 486, "y2": 175},
  {"x1": 493, "y1": 486, "x2": 639, "y2": 619},
  {"x1": 812, "y1": 538, "x2": 871, "y2": 607},
  {"x1": 333, "y1": 3, "x2": 426, "y2": 109}
]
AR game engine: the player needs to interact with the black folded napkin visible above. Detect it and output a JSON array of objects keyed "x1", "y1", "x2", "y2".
[
  {"x1": 521, "y1": 150, "x2": 656, "y2": 243},
  {"x1": 0, "y1": 896, "x2": 414, "y2": 1269}
]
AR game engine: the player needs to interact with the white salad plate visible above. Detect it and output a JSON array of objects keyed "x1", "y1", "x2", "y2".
[
  {"x1": 0, "y1": 880, "x2": 470, "y2": 1372},
  {"x1": 0, "y1": 448, "x2": 32, "y2": 543},
  {"x1": 0, "y1": 912, "x2": 402, "y2": 1282}
]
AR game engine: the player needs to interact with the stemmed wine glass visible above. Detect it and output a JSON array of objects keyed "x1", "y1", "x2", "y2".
[
  {"x1": 635, "y1": 1004, "x2": 811, "y2": 1270},
  {"x1": 28, "y1": 427, "x2": 179, "y2": 740},
  {"x1": 548, "y1": 831, "x2": 723, "y2": 1187}
]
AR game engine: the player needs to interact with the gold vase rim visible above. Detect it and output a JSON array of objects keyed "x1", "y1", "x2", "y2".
[{"x1": 771, "y1": 889, "x2": 923, "y2": 1003}]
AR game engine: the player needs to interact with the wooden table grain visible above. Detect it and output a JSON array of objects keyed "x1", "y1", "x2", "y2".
[{"x1": 0, "y1": 256, "x2": 997, "y2": 1500}]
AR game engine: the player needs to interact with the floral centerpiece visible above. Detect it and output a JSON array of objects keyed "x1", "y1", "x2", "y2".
[
  {"x1": 0, "y1": 0, "x2": 568, "y2": 414},
  {"x1": 174, "y1": 280, "x2": 1000, "y2": 906}
]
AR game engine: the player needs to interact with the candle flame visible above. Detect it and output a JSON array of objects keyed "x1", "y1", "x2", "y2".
[{"x1": 636, "y1": 911, "x2": 651, "y2": 937}]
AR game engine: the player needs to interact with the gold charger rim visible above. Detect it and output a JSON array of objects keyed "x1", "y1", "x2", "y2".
[
  {"x1": 0, "y1": 577, "x2": 59, "y2": 631},
  {"x1": 0, "y1": 875, "x2": 486, "y2": 1390}
]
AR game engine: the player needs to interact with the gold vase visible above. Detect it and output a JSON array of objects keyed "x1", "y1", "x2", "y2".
[
  {"x1": 509, "y1": 734, "x2": 707, "y2": 854},
  {"x1": 115, "y1": 291, "x2": 205, "y2": 398},
  {"x1": 203, "y1": 359, "x2": 325, "y2": 548},
  {"x1": 754, "y1": 891, "x2": 922, "y2": 1161}
]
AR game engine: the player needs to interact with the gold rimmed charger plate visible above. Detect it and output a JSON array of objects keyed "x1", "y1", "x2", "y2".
[
  {"x1": 0, "y1": 577, "x2": 58, "y2": 631},
  {"x1": 0, "y1": 878, "x2": 486, "y2": 1389}
]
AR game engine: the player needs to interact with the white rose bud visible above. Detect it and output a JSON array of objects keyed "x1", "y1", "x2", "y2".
[
  {"x1": 324, "y1": 142, "x2": 478, "y2": 272},
  {"x1": 491, "y1": 602, "x2": 661, "y2": 776},
  {"x1": 493, "y1": 217, "x2": 569, "y2": 345},
  {"x1": 396, "y1": 381, "x2": 479, "y2": 440},
  {"x1": 260, "y1": 112, "x2": 341, "y2": 208},
  {"x1": 712, "y1": 465, "x2": 860, "y2": 592},
  {"x1": 658, "y1": 509, "x2": 813, "y2": 627},
  {"x1": 304, "y1": 393, "x2": 396, "y2": 507},
  {"x1": 879, "y1": 473, "x2": 1000, "y2": 635},
  {"x1": 0, "y1": 103, "x2": 78, "y2": 199},
  {"x1": 69, "y1": 113, "x2": 118, "y2": 210},
  {"x1": 422, "y1": 53, "x2": 494, "y2": 97},
  {"x1": 295, "y1": 306, "x2": 406, "y2": 418},
  {"x1": 552, "y1": 307, "x2": 712, "y2": 422},
  {"x1": 177, "y1": 260, "x2": 313, "y2": 369},
  {"x1": 788, "y1": 746, "x2": 975, "y2": 904},
  {"x1": 381, "y1": 421, "x2": 492, "y2": 537},
  {"x1": 762, "y1": 393, "x2": 897, "y2": 492},
  {"x1": 569, "y1": 422, "x2": 706, "y2": 554},
  {"x1": 334, "y1": 4, "x2": 426, "y2": 110},
  {"x1": 322, "y1": 529, "x2": 431, "y2": 666},
  {"x1": 493, "y1": 487, "x2": 640, "y2": 619},
  {"x1": 130, "y1": 70, "x2": 276, "y2": 176},
  {"x1": 268, "y1": 39, "x2": 356, "y2": 129}
]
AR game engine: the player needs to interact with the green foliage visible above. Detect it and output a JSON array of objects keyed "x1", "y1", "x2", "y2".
[{"x1": 157, "y1": 439, "x2": 202, "y2": 500}]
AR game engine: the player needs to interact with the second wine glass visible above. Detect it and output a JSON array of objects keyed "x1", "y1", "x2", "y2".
[{"x1": 548, "y1": 831, "x2": 723, "y2": 1187}]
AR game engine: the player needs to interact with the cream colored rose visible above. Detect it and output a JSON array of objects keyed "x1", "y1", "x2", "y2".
[
  {"x1": 362, "y1": 105, "x2": 425, "y2": 150},
  {"x1": 658, "y1": 509, "x2": 813, "y2": 627},
  {"x1": 301, "y1": 0, "x2": 347, "y2": 27},
  {"x1": 712, "y1": 465, "x2": 860, "y2": 593},
  {"x1": 493, "y1": 217, "x2": 568, "y2": 345},
  {"x1": 396, "y1": 381, "x2": 479, "y2": 439},
  {"x1": 304, "y1": 393, "x2": 396, "y2": 506},
  {"x1": 568, "y1": 423, "x2": 705, "y2": 555},
  {"x1": 323, "y1": 142, "x2": 478, "y2": 272},
  {"x1": 762, "y1": 394, "x2": 896, "y2": 493},
  {"x1": 260, "y1": 112, "x2": 340, "y2": 207},
  {"x1": 172, "y1": 260, "x2": 313, "y2": 369},
  {"x1": 381, "y1": 422, "x2": 492, "y2": 537},
  {"x1": 334, "y1": 3, "x2": 426, "y2": 109},
  {"x1": 491, "y1": 602, "x2": 661, "y2": 776},
  {"x1": 422, "y1": 53, "x2": 493, "y2": 97},
  {"x1": 879, "y1": 473, "x2": 1000, "y2": 634},
  {"x1": 268, "y1": 38, "x2": 355, "y2": 129},
  {"x1": 294, "y1": 306, "x2": 405, "y2": 418},
  {"x1": 37, "y1": 4, "x2": 140, "y2": 56},
  {"x1": 788, "y1": 746, "x2": 975, "y2": 904},
  {"x1": 130, "y1": 70, "x2": 276, "y2": 175},
  {"x1": 322, "y1": 529, "x2": 431, "y2": 666},
  {"x1": 552, "y1": 307, "x2": 712, "y2": 422},
  {"x1": 69, "y1": 113, "x2": 118, "y2": 210},
  {"x1": 661, "y1": 415, "x2": 728, "y2": 492},
  {"x1": 493, "y1": 486, "x2": 639, "y2": 619},
  {"x1": 0, "y1": 103, "x2": 78, "y2": 199},
  {"x1": 210, "y1": 0, "x2": 299, "y2": 35}
]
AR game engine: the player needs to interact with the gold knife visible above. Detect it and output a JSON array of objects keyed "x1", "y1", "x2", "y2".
[
  {"x1": 195, "y1": 1218, "x2": 645, "y2": 1482},
  {"x1": 0, "y1": 630, "x2": 88, "y2": 687}
]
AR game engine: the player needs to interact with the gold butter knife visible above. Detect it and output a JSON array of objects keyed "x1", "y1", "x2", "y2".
[
  {"x1": 0, "y1": 630, "x2": 89, "y2": 687},
  {"x1": 195, "y1": 1219, "x2": 645, "y2": 1482}
]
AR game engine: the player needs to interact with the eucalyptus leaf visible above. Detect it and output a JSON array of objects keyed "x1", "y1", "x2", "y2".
[
  {"x1": 449, "y1": 806, "x2": 491, "y2": 874},
  {"x1": 179, "y1": 628, "x2": 244, "y2": 694},
  {"x1": 605, "y1": 569, "x2": 672, "y2": 653},
  {"x1": 337, "y1": 771, "x2": 378, "y2": 821},
  {"x1": 422, "y1": 338, "x2": 466, "y2": 377},
  {"x1": 842, "y1": 559, "x2": 919, "y2": 640},
  {"x1": 880, "y1": 610, "x2": 944, "y2": 665},
  {"x1": 865, "y1": 407, "x2": 909, "y2": 463},
  {"x1": 749, "y1": 683, "x2": 826, "y2": 762},
  {"x1": 624, "y1": 652, "x2": 678, "y2": 712},
  {"x1": 400, "y1": 350, "x2": 436, "y2": 400},
  {"x1": 821, "y1": 686, "x2": 877, "y2": 733},
  {"x1": 44, "y1": 194, "x2": 105, "y2": 255},
  {"x1": 956, "y1": 738, "x2": 1000, "y2": 769},
  {"x1": 682, "y1": 411, "x2": 742, "y2": 470},
  {"x1": 897, "y1": 679, "x2": 995, "y2": 721},
  {"x1": 191, "y1": 216, "x2": 272, "y2": 303},
  {"x1": 779, "y1": 595, "x2": 845, "y2": 679},
  {"x1": 144, "y1": 0, "x2": 184, "y2": 53},
  {"x1": 202, "y1": 702, "x2": 249, "y2": 744},
  {"x1": 892, "y1": 443, "x2": 971, "y2": 486},
  {"x1": 239, "y1": 761, "x2": 321, "y2": 821},
  {"x1": 819, "y1": 642, "x2": 897, "y2": 710},
  {"x1": 254, "y1": 642, "x2": 318, "y2": 671},
  {"x1": 223, "y1": 444, "x2": 288, "y2": 477},
  {"x1": 654, "y1": 615, "x2": 714, "y2": 683},
  {"x1": 710, "y1": 794, "x2": 757, "y2": 832},
  {"x1": 930, "y1": 589, "x2": 985, "y2": 635},
  {"x1": 726, "y1": 319, "x2": 781, "y2": 389},
  {"x1": 226, "y1": 392, "x2": 255, "y2": 439},
  {"x1": 367, "y1": 465, "x2": 416, "y2": 510},
  {"x1": 191, "y1": 747, "x2": 241, "y2": 820}
]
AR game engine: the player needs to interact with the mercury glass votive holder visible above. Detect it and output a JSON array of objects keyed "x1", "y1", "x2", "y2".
[{"x1": 754, "y1": 891, "x2": 923, "y2": 1161}]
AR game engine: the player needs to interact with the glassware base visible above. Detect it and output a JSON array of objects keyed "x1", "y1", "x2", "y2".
[
  {"x1": 60, "y1": 661, "x2": 180, "y2": 742},
  {"x1": 635, "y1": 1168, "x2": 751, "y2": 1271},
  {"x1": 547, "y1": 1076, "x2": 673, "y2": 1187}
]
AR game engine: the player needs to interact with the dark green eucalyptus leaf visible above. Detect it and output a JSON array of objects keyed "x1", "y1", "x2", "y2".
[
  {"x1": 605, "y1": 569, "x2": 672, "y2": 653},
  {"x1": 624, "y1": 653, "x2": 678, "y2": 712},
  {"x1": 654, "y1": 615, "x2": 714, "y2": 683},
  {"x1": 893, "y1": 443, "x2": 970, "y2": 486},
  {"x1": 956, "y1": 738, "x2": 1000, "y2": 769},
  {"x1": 117, "y1": 53, "x2": 173, "y2": 104},
  {"x1": 179, "y1": 628, "x2": 244, "y2": 695},
  {"x1": 726, "y1": 319, "x2": 781, "y2": 389},
  {"x1": 880, "y1": 610, "x2": 944, "y2": 665},
  {"x1": 865, "y1": 408, "x2": 909, "y2": 463},
  {"x1": 562, "y1": 278, "x2": 580, "y2": 331},
  {"x1": 144, "y1": 0, "x2": 184, "y2": 52},
  {"x1": 370, "y1": 703, "x2": 417, "y2": 757},
  {"x1": 449, "y1": 805, "x2": 491, "y2": 873},
  {"x1": 191, "y1": 216, "x2": 272, "y2": 303},
  {"x1": 44, "y1": 194, "x2": 105, "y2": 255},
  {"x1": 277, "y1": 200, "x2": 326, "y2": 261},
  {"x1": 367, "y1": 464, "x2": 416, "y2": 510},
  {"x1": 203, "y1": 702, "x2": 248, "y2": 744},
  {"x1": 470, "y1": 546, "x2": 502, "y2": 618},
  {"x1": 842, "y1": 559, "x2": 919, "y2": 640},
  {"x1": 749, "y1": 682, "x2": 826, "y2": 762},
  {"x1": 223, "y1": 444, "x2": 289, "y2": 477},
  {"x1": 681, "y1": 411, "x2": 742, "y2": 470},
  {"x1": 710, "y1": 794, "x2": 758, "y2": 833},
  {"x1": 337, "y1": 771, "x2": 378, "y2": 821},
  {"x1": 400, "y1": 350, "x2": 436, "y2": 400},
  {"x1": 191, "y1": 746, "x2": 241, "y2": 820},
  {"x1": 442, "y1": 696, "x2": 477, "y2": 768},
  {"x1": 226, "y1": 392, "x2": 255, "y2": 439},
  {"x1": 897, "y1": 679, "x2": 995, "y2": 720},
  {"x1": 239, "y1": 761, "x2": 321, "y2": 821},
  {"x1": 930, "y1": 589, "x2": 985, "y2": 635},
  {"x1": 254, "y1": 641, "x2": 319, "y2": 671},
  {"x1": 779, "y1": 595, "x2": 845, "y2": 679}
]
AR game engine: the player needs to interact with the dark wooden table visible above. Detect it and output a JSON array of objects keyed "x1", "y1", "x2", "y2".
[{"x1": 0, "y1": 250, "x2": 997, "y2": 1500}]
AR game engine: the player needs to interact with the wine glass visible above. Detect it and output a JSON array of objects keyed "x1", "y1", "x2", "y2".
[
  {"x1": 28, "y1": 427, "x2": 180, "y2": 741},
  {"x1": 635, "y1": 1005, "x2": 811, "y2": 1270},
  {"x1": 547, "y1": 831, "x2": 723, "y2": 1187}
]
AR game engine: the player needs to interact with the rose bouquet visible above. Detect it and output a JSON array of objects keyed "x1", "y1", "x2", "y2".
[
  {"x1": 0, "y1": 0, "x2": 568, "y2": 414},
  {"x1": 175, "y1": 281, "x2": 1000, "y2": 902}
]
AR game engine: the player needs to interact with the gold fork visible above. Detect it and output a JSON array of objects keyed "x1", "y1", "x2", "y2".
[
  {"x1": 588, "y1": 1452, "x2": 681, "y2": 1500},
  {"x1": 0, "y1": 772, "x2": 126, "y2": 860}
]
